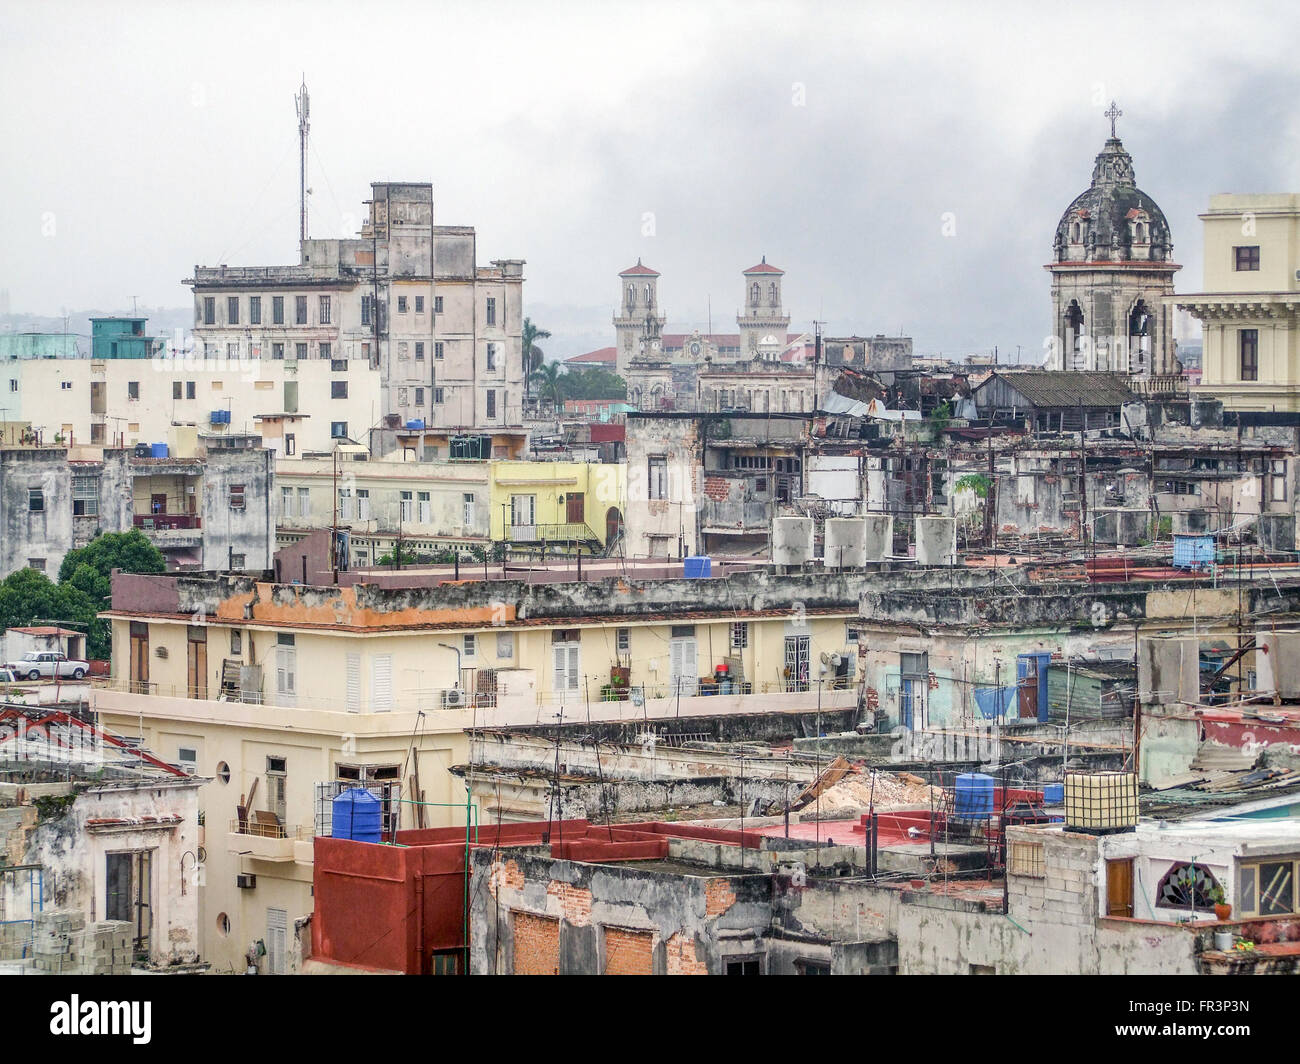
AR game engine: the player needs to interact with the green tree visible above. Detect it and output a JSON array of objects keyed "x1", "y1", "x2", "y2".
[
  {"x1": 56, "y1": 530, "x2": 166, "y2": 659},
  {"x1": 530, "y1": 360, "x2": 564, "y2": 413},
  {"x1": 560, "y1": 367, "x2": 628, "y2": 401},
  {"x1": 522, "y1": 318, "x2": 551, "y2": 402},
  {"x1": 0, "y1": 569, "x2": 99, "y2": 657}
]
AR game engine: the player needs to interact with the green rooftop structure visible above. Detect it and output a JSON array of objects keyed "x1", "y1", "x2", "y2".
[
  {"x1": 91, "y1": 317, "x2": 159, "y2": 359},
  {"x1": 0, "y1": 332, "x2": 83, "y2": 359}
]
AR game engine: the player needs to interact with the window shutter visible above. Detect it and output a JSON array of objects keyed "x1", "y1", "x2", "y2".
[
  {"x1": 372, "y1": 654, "x2": 393, "y2": 711},
  {"x1": 346, "y1": 653, "x2": 361, "y2": 713}
]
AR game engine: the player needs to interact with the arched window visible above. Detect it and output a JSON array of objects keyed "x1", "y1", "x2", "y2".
[
  {"x1": 644, "y1": 283, "x2": 652, "y2": 304},
  {"x1": 769, "y1": 282, "x2": 779, "y2": 306},
  {"x1": 751, "y1": 283, "x2": 760, "y2": 306},
  {"x1": 1155, "y1": 862, "x2": 1222, "y2": 911},
  {"x1": 1135, "y1": 222, "x2": 1147, "y2": 243},
  {"x1": 1071, "y1": 222, "x2": 1080, "y2": 243},
  {"x1": 627, "y1": 284, "x2": 635, "y2": 307}
]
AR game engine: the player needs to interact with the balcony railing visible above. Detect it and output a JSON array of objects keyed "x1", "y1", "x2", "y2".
[
  {"x1": 505, "y1": 522, "x2": 600, "y2": 544},
  {"x1": 227, "y1": 819, "x2": 310, "y2": 861},
  {"x1": 134, "y1": 514, "x2": 201, "y2": 531}
]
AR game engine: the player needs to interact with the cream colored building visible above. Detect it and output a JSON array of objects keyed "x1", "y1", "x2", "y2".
[
  {"x1": 5, "y1": 354, "x2": 381, "y2": 456},
  {"x1": 1178, "y1": 193, "x2": 1300, "y2": 411},
  {"x1": 95, "y1": 569, "x2": 859, "y2": 972}
]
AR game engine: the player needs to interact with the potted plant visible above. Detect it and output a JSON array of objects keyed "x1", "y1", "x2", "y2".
[{"x1": 1208, "y1": 884, "x2": 1231, "y2": 921}]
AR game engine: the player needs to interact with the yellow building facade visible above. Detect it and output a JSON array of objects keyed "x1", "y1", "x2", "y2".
[{"x1": 1179, "y1": 193, "x2": 1300, "y2": 411}]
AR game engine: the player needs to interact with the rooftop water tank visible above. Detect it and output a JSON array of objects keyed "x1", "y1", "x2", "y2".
[
  {"x1": 1042, "y1": 782, "x2": 1065, "y2": 805},
  {"x1": 915, "y1": 516, "x2": 956, "y2": 567},
  {"x1": 331, "y1": 788, "x2": 382, "y2": 843},
  {"x1": 683, "y1": 556, "x2": 711, "y2": 579},
  {"x1": 772, "y1": 517, "x2": 814, "y2": 566},
  {"x1": 150, "y1": 442, "x2": 169, "y2": 458},
  {"x1": 1063, "y1": 772, "x2": 1137, "y2": 834},
  {"x1": 953, "y1": 773, "x2": 994, "y2": 819},
  {"x1": 862, "y1": 514, "x2": 893, "y2": 562},
  {"x1": 824, "y1": 518, "x2": 867, "y2": 568}
]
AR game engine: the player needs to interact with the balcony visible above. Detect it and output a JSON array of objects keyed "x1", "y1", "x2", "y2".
[
  {"x1": 505, "y1": 522, "x2": 600, "y2": 546},
  {"x1": 134, "y1": 514, "x2": 202, "y2": 549},
  {"x1": 227, "y1": 819, "x2": 310, "y2": 862}
]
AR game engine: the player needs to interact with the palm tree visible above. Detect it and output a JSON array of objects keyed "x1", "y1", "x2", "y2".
[
  {"x1": 530, "y1": 361, "x2": 564, "y2": 415},
  {"x1": 522, "y1": 318, "x2": 551, "y2": 404}
]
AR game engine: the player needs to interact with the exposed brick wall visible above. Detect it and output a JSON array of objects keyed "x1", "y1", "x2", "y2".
[
  {"x1": 603, "y1": 926, "x2": 654, "y2": 975},
  {"x1": 705, "y1": 879, "x2": 737, "y2": 917},
  {"x1": 704, "y1": 477, "x2": 731, "y2": 501},
  {"x1": 666, "y1": 930, "x2": 708, "y2": 975},
  {"x1": 512, "y1": 912, "x2": 560, "y2": 975},
  {"x1": 546, "y1": 880, "x2": 593, "y2": 926}
]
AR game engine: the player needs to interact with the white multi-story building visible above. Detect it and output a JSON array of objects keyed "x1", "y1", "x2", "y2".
[{"x1": 185, "y1": 182, "x2": 526, "y2": 443}]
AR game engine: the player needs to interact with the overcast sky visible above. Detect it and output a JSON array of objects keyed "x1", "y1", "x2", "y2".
[{"x1": 3, "y1": 0, "x2": 1299, "y2": 359}]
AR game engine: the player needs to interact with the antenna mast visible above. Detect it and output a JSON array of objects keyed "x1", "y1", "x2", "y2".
[{"x1": 296, "y1": 77, "x2": 310, "y2": 244}]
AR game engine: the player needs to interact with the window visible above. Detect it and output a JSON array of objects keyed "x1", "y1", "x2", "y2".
[
  {"x1": 272, "y1": 342, "x2": 284, "y2": 360},
  {"x1": 725, "y1": 958, "x2": 762, "y2": 975},
  {"x1": 415, "y1": 387, "x2": 425, "y2": 406},
  {"x1": 60, "y1": 380, "x2": 72, "y2": 390},
  {"x1": 281, "y1": 486, "x2": 295, "y2": 517},
  {"x1": 173, "y1": 381, "x2": 182, "y2": 399},
  {"x1": 463, "y1": 634, "x2": 476, "y2": 658},
  {"x1": 28, "y1": 558, "x2": 45, "y2": 571},
  {"x1": 1008, "y1": 841, "x2": 1045, "y2": 878},
  {"x1": 28, "y1": 488, "x2": 43, "y2": 512},
  {"x1": 1241, "y1": 328, "x2": 1259, "y2": 382},
  {"x1": 73, "y1": 476, "x2": 99, "y2": 516},
  {"x1": 648, "y1": 456, "x2": 668, "y2": 500},
  {"x1": 510, "y1": 494, "x2": 535, "y2": 527},
  {"x1": 434, "y1": 295, "x2": 443, "y2": 313},
  {"x1": 331, "y1": 380, "x2": 348, "y2": 399},
  {"x1": 463, "y1": 493, "x2": 475, "y2": 527},
  {"x1": 418, "y1": 491, "x2": 431, "y2": 523},
  {"x1": 229, "y1": 484, "x2": 246, "y2": 509},
  {"x1": 249, "y1": 296, "x2": 261, "y2": 325},
  {"x1": 415, "y1": 296, "x2": 425, "y2": 313},
  {"x1": 295, "y1": 342, "x2": 308, "y2": 361},
  {"x1": 203, "y1": 297, "x2": 215, "y2": 325},
  {"x1": 398, "y1": 341, "x2": 409, "y2": 361},
  {"x1": 399, "y1": 490, "x2": 413, "y2": 522},
  {"x1": 295, "y1": 295, "x2": 308, "y2": 325},
  {"x1": 1234, "y1": 245, "x2": 1261, "y2": 271},
  {"x1": 731, "y1": 622, "x2": 749, "y2": 650},
  {"x1": 361, "y1": 295, "x2": 372, "y2": 326},
  {"x1": 273, "y1": 296, "x2": 285, "y2": 324},
  {"x1": 128, "y1": 381, "x2": 140, "y2": 400},
  {"x1": 796, "y1": 961, "x2": 830, "y2": 976},
  {"x1": 553, "y1": 631, "x2": 580, "y2": 692},
  {"x1": 1272, "y1": 459, "x2": 1287, "y2": 502},
  {"x1": 616, "y1": 628, "x2": 630, "y2": 653},
  {"x1": 397, "y1": 296, "x2": 408, "y2": 314},
  {"x1": 319, "y1": 295, "x2": 331, "y2": 324},
  {"x1": 1238, "y1": 858, "x2": 1298, "y2": 917},
  {"x1": 230, "y1": 630, "x2": 242, "y2": 654},
  {"x1": 434, "y1": 387, "x2": 445, "y2": 404},
  {"x1": 186, "y1": 381, "x2": 196, "y2": 399},
  {"x1": 435, "y1": 341, "x2": 444, "y2": 360},
  {"x1": 332, "y1": 422, "x2": 348, "y2": 439},
  {"x1": 496, "y1": 632, "x2": 514, "y2": 660},
  {"x1": 486, "y1": 390, "x2": 496, "y2": 418},
  {"x1": 487, "y1": 343, "x2": 497, "y2": 371},
  {"x1": 337, "y1": 487, "x2": 353, "y2": 519},
  {"x1": 178, "y1": 746, "x2": 198, "y2": 774},
  {"x1": 266, "y1": 756, "x2": 287, "y2": 822},
  {"x1": 227, "y1": 296, "x2": 239, "y2": 325},
  {"x1": 297, "y1": 487, "x2": 309, "y2": 517},
  {"x1": 230, "y1": 553, "x2": 245, "y2": 569},
  {"x1": 486, "y1": 297, "x2": 496, "y2": 326},
  {"x1": 415, "y1": 342, "x2": 425, "y2": 361},
  {"x1": 398, "y1": 387, "x2": 409, "y2": 407},
  {"x1": 319, "y1": 341, "x2": 331, "y2": 361},
  {"x1": 1155, "y1": 861, "x2": 1222, "y2": 911},
  {"x1": 356, "y1": 488, "x2": 370, "y2": 520},
  {"x1": 8, "y1": 379, "x2": 16, "y2": 392}
]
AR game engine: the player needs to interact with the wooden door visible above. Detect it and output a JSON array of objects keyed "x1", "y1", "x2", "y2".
[
  {"x1": 566, "y1": 492, "x2": 585, "y2": 526},
  {"x1": 187, "y1": 628, "x2": 207, "y2": 700},
  {"x1": 1106, "y1": 858, "x2": 1134, "y2": 917}
]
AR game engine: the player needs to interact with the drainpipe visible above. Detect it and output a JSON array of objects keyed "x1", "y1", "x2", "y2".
[{"x1": 414, "y1": 873, "x2": 425, "y2": 975}]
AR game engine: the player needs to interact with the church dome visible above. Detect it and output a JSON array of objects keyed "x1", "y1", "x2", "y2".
[{"x1": 1052, "y1": 136, "x2": 1173, "y2": 264}]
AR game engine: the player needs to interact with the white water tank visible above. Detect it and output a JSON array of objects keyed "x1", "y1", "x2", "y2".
[
  {"x1": 1255, "y1": 629, "x2": 1300, "y2": 699},
  {"x1": 863, "y1": 514, "x2": 893, "y2": 562},
  {"x1": 772, "y1": 517, "x2": 814, "y2": 566},
  {"x1": 824, "y1": 519, "x2": 867, "y2": 568},
  {"x1": 915, "y1": 516, "x2": 957, "y2": 567},
  {"x1": 1137, "y1": 636, "x2": 1199, "y2": 705}
]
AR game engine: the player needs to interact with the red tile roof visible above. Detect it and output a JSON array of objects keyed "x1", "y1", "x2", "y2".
[
  {"x1": 620, "y1": 262, "x2": 660, "y2": 276},
  {"x1": 744, "y1": 260, "x2": 784, "y2": 275},
  {"x1": 565, "y1": 347, "x2": 617, "y2": 364}
]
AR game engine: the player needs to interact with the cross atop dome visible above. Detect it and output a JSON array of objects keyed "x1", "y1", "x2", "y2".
[{"x1": 1105, "y1": 100, "x2": 1123, "y2": 139}]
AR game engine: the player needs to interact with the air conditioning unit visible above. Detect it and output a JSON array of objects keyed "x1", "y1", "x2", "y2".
[
  {"x1": 442, "y1": 688, "x2": 467, "y2": 708},
  {"x1": 236, "y1": 873, "x2": 256, "y2": 890}
]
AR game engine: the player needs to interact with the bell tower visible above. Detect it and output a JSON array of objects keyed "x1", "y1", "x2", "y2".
[
  {"x1": 738, "y1": 257, "x2": 790, "y2": 359},
  {"x1": 614, "y1": 259, "x2": 665, "y2": 376}
]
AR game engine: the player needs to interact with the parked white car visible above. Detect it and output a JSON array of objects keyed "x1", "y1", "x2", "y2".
[{"x1": 2, "y1": 651, "x2": 89, "y2": 681}]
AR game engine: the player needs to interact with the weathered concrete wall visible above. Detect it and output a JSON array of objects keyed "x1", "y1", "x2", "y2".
[
  {"x1": 201, "y1": 447, "x2": 275, "y2": 571},
  {"x1": 0, "y1": 449, "x2": 74, "y2": 577}
]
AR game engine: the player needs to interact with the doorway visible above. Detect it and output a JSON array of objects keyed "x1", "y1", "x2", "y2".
[
  {"x1": 1106, "y1": 858, "x2": 1135, "y2": 917},
  {"x1": 105, "y1": 850, "x2": 152, "y2": 957}
]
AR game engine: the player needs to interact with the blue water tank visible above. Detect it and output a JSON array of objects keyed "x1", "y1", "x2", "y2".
[
  {"x1": 683, "y1": 556, "x2": 712, "y2": 578},
  {"x1": 331, "y1": 788, "x2": 382, "y2": 843},
  {"x1": 953, "y1": 773, "x2": 994, "y2": 819},
  {"x1": 150, "y1": 442, "x2": 169, "y2": 458},
  {"x1": 405, "y1": 419, "x2": 426, "y2": 430},
  {"x1": 1043, "y1": 783, "x2": 1065, "y2": 805}
]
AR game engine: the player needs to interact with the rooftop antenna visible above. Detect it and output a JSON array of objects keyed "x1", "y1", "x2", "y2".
[{"x1": 296, "y1": 76, "x2": 310, "y2": 244}]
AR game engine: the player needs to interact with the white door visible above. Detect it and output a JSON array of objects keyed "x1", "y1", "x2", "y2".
[
  {"x1": 553, "y1": 643, "x2": 580, "y2": 694},
  {"x1": 371, "y1": 654, "x2": 393, "y2": 712},
  {"x1": 345, "y1": 653, "x2": 361, "y2": 713},
  {"x1": 669, "y1": 638, "x2": 698, "y2": 696},
  {"x1": 266, "y1": 907, "x2": 287, "y2": 975},
  {"x1": 275, "y1": 647, "x2": 296, "y2": 707}
]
